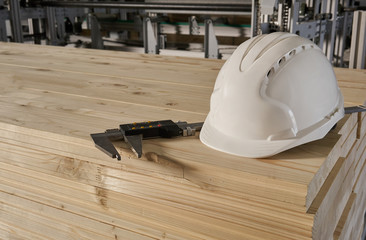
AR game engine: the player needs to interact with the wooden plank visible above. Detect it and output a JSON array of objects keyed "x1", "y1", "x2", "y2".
[
  {"x1": 355, "y1": 114, "x2": 366, "y2": 170},
  {"x1": 0, "y1": 42, "x2": 365, "y2": 240},
  {"x1": 334, "y1": 146, "x2": 366, "y2": 239},
  {"x1": 314, "y1": 114, "x2": 366, "y2": 239},
  {"x1": 0, "y1": 192, "x2": 147, "y2": 240},
  {"x1": 358, "y1": 112, "x2": 366, "y2": 139},
  {"x1": 0, "y1": 115, "x2": 356, "y2": 240},
  {"x1": 0, "y1": 204, "x2": 111, "y2": 240},
  {"x1": 0, "y1": 173, "x2": 194, "y2": 240},
  {"x1": 0, "y1": 122, "x2": 332, "y2": 207},
  {"x1": 0, "y1": 88, "x2": 205, "y2": 141},
  {"x1": 332, "y1": 121, "x2": 366, "y2": 239},
  {"x1": 307, "y1": 116, "x2": 358, "y2": 212},
  {"x1": 0, "y1": 85, "x2": 206, "y2": 124},
  {"x1": 333, "y1": 192, "x2": 357, "y2": 239},
  {"x1": 334, "y1": 68, "x2": 366, "y2": 86},
  {"x1": 0, "y1": 163, "x2": 312, "y2": 240},
  {"x1": 0, "y1": 140, "x2": 314, "y2": 229},
  {"x1": 312, "y1": 137, "x2": 360, "y2": 239},
  {"x1": 0, "y1": 42, "x2": 224, "y2": 70},
  {"x1": 336, "y1": 134, "x2": 366, "y2": 239},
  {"x1": 306, "y1": 113, "x2": 357, "y2": 210},
  {"x1": 0, "y1": 65, "x2": 212, "y2": 115},
  {"x1": 0, "y1": 220, "x2": 50, "y2": 240},
  {"x1": 0, "y1": 44, "x2": 222, "y2": 88}
]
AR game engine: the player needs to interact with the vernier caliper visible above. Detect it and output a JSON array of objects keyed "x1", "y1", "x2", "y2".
[{"x1": 91, "y1": 120, "x2": 203, "y2": 160}]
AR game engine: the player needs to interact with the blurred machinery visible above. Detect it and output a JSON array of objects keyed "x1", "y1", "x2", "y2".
[
  {"x1": 252, "y1": 0, "x2": 362, "y2": 66},
  {"x1": 0, "y1": 0, "x2": 84, "y2": 45},
  {"x1": 0, "y1": 0, "x2": 364, "y2": 67}
]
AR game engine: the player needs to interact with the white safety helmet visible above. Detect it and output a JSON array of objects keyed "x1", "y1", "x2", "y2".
[{"x1": 200, "y1": 32, "x2": 344, "y2": 158}]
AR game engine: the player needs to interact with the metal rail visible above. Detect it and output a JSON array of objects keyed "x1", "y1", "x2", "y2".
[{"x1": 40, "y1": 1, "x2": 251, "y2": 13}]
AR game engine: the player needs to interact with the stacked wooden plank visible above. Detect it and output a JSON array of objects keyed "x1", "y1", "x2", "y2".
[{"x1": 0, "y1": 42, "x2": 365, "y2": 240}]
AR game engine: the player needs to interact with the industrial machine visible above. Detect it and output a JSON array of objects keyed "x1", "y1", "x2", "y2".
[
  {"x1": 0, "y1": 0, "x2": 364, "y2": 66},
  {"x1": 252, "y1": 0, "x2": 360, "y2": 66},
  {"x1": 0, "y1": 0, "x2": 84, "y2": 44}
]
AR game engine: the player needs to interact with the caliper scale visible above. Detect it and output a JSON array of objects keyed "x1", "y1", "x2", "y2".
[{"x1": 91, "y1": 120, "x2": 203, "y2": 160}]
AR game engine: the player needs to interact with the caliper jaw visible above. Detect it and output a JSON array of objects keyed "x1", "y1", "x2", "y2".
[
  {"x1": 91, "y1": 120, "x2": 204, "y2": 160},
  {"x1": 91, "y1": 129, "x2": 123, "y2": 160}
]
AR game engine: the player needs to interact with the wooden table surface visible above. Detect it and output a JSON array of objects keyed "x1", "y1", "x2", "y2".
[{"x1": 0, "y1": 42, "x2": 365, "y2": 240}]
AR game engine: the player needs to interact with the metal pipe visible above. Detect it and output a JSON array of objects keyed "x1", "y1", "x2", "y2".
[
  {"x1": 9, "y1": 0, "x2": 24, "y2": 43},
  {"x1": 41, "y1": 1, "x2": 251, "y2": 12}
]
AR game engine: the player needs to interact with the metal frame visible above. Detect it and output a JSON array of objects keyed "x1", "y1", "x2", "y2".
[
  {"x1": 189, "y1": 16, "x2": 200, "y2": 35},
  {"x1": 0, "y1": 1, "x2": 251, "y2": 59},
  {"x1": 333, "y1": 0, "x2": 353, "y2": 67},
  {"x1": 0, "y1": 2, "x2": 8, "y2": 42},
  {"x1": 1, "y1": 0, "x2": 358, "y2": 64},
  {"x1": 9, "y1": 0, "x2": 23, "y2": 42},
  {"x1": 143, "y1": 17, "x2": 159, "y2": 54},
  {"x1": 89, "y1": 13, "x2": 104, "y2": 49},
  {"x1": 45, "y1": 6, "x2": 57, "y2": 45},
  {"x1": 253, "y1": 0, "x2": 356, "y2": 65},
  {"x1": 349, "y1": 11, "x2": 366, "y2": 69},
  {"x1": 0, "y1": 1, "x2": 84, "y2": 45},
  {"x1": 41, "y1": 1, "x2": 251, "y2": 14},
  {"x1": 322, "y1": 0, "x2": 339, "y2": 62},
  {"x1": 204, "y1": 19, "x2": 220, "y2": 59},
  {"x1": 251, "y1": 0, "x2": 261, "y2": 37},
  {"x1": 362, "y1": 211, "x2": 366, "y2": 240}
]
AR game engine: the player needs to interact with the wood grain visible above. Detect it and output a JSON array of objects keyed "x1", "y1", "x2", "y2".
[{"x1": 0, "y1": 42, "x2": 365, "y2": 240}]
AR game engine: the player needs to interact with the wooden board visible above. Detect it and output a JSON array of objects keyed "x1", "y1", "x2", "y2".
[{"x1": 0, "y1": 42, "x2": 365, "y2": 240}]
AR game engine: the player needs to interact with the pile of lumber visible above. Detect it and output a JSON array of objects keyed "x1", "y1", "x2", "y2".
[{"x1": 0, "y1": 42, "x2": 365, "y2": 240}]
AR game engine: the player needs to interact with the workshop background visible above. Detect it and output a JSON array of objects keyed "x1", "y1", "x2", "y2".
[
  {"x1": 0, "y1": 0, "x2": 365, "y2": 66},
  {"x1": 0, "y1": 1, "x2": 366, "y2": 240}
]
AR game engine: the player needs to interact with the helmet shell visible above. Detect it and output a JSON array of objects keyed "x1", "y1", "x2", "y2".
[{"x1": 200, "y1": 32, "x2": 344, "y2": 158}]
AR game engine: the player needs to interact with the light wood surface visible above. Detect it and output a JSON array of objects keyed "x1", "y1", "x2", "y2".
[{"x1": 0, "y1": 42, "x2": 365, "y2": 239}]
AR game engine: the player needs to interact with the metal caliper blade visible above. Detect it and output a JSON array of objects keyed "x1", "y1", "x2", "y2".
[
  {"x1": 176, "y1": 122, "x2": 204, "y2": 136},
  {"x1": 124, "y1": 134, "x2": 143, "y2": 158},
  {"x1": 344, "y1": 105, "x2": 366, "y2": 115},
  {"x1": 91, "y1": 133, "x2": 122, "y2": 160}
]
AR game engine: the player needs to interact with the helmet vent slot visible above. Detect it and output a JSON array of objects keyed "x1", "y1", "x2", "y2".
[
  {"x1": 278, "y1": 57, "x2": 286, "y2": 66},
  {"x1": 240, "y1": 34, "x2": 266, "y2": 65},
  {"x1": 267, "y1": 67, "x2": 275, "y2": 78},
  {"x1": 255, "y1": 36, "x2": 293, "y2": 61},
  {"x1": 267, "y1": 44, "x2": 315, "y2": 81}
]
